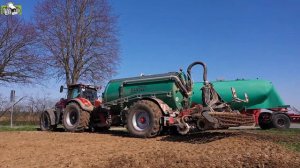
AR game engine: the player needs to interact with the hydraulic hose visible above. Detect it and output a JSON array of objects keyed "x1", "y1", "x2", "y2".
[{"x1": 186, "y1": 61, "x2": 208, "y2": 91}]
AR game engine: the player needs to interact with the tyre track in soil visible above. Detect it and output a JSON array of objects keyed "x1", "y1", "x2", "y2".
[{"x1": 0, "y1": 130, "x2": 299, "y2": 168}]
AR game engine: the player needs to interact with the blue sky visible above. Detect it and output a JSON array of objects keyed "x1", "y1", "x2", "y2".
[{"x1": 0, "y1": 0, "x2": 299, "y2": 108}]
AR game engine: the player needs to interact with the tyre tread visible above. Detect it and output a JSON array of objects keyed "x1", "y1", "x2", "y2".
[
  {"x1": 63, "y1": 102, "x2": 90, "y2": 132},
  {"x1": 127, "y1": 100, "x2": 162, "y2": 138}
]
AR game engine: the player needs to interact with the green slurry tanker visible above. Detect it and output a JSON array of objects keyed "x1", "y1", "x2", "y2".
[
  {"x1": 40, "y1": 61, "x2": 292, "y2": 138},
  {"x1": 192, "y1": 79, "x2": 285, "y2": 110}
]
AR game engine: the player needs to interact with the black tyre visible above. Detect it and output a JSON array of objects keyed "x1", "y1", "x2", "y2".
[
  {"x1": 126, "y1": 100, "x2": 162, "y2": 138},
  {"x1": 40, "y1": 111, "x2": 57, "y2": 131},
  {"x1": 63, "y1": 103, "x2": 90, "y2": 132},
  {"x1": 258, "y1": 112, "x2": 273, "y2": 130},
  {"x1": 272, "y1": 113, "x2": 290, "y2": 129}
]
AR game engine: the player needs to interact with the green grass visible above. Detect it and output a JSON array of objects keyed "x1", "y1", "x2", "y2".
[
  {"x1": 257, "y1": 128, "x2": 300, "y2": 152},
  {"x1": 0, "y1": 125, "x2": 37, "y2": 132},
  {"x1": 258, "y1": 128, "x2": 300, "y2": 135},
  {"x1": 279, "y1": 142, "x2": 300, "y2": 152},
  {"x1": 0, "y1": 120, "x2": 38, "y2": 125}
]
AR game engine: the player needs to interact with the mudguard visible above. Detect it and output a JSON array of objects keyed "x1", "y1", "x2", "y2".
[
  {"x1": 45, "y1": 109, "x2": 56, "y2": 125},
  {"x1": 67, "y1": 98, "x2": 94, "y2": 112},
  {"x1": 142, "y1": 98, "x2": 173, "y2": 115},
  {"x1": 272, "y1": 112, "x2": 291, "y2": 120},
  {"x1": 261, "y1": 111, "x2": 291, "y2": 120}
]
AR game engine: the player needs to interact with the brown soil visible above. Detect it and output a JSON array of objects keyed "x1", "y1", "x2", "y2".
[{"x1": 0, "y1": 129, "x2": 299, "y2": 168}]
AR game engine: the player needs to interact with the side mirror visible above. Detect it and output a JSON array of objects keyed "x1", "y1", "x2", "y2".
[
  {"x1": 59, "y1": 85, "x2": 64, "y2": 93},
  {"x1": 231, "y1": 87, "x2": 249, "y2": 103}
]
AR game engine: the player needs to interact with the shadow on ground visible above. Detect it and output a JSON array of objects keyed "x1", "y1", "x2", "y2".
[
  {"x1": 96, "y1": 129, "x2": 136, "y2": 138},
  {"x1": 37, "y1": 127, "x2": 239, "y2": 144},
  {"x1": 95, "y1": 129, "x2": 239, "y2": 144},
  {"x1": 159, "y1": 131, "x2": 239, "y2": 144},
  {"x1": 36, "y1": 127, "x2": 67, "y2": 132}
]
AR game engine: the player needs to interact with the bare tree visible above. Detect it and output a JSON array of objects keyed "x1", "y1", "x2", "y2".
[
  {"x1": 0, "y1": 15, "x2": 44, "y2": 84},
  {"x1": 0, "y1": 94, "x2": 8, "y2": 112},
  {"x1": 26, "y1": 96, "x2": 55, "y2": 114},
  {"x1": 35, "y1": 0, "x2": 119, "y2": 85}
]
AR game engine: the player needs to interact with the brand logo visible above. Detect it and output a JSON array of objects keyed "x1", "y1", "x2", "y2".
[
  {"x1": 1, "y1": 2, "x2": 22, "y2": 15},
  {"x1": 130, "y1": 86, "x2": 146, "y2": 93}
]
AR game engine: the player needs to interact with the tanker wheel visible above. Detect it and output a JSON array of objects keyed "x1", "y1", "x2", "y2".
[
  {"x1": 126, "y1": 100, "x2": 162, "y2": 138},
  {"x1": 40, "y1": 111, "x2": 57, "y2": 131},
  {"x1": 63, "y1": 103, "x2": 90, "y2": 132},
  {"x1": 272, "y1": 113, "x2": 290, "y2": 129},
  {"x1": 258, "y1": 112, "x2": 273, "y2": 130}
]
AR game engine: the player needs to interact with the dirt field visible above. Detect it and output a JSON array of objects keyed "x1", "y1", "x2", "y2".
[{"x1": 0, "y1": 129, "x2": 299, "y2": 168}]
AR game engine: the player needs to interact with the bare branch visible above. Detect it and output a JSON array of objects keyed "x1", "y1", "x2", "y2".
[
  {"x1": 35, "y1": 0, "x2": 119, "y2": 85},
  {"x1": 0, "y1": 15, "x2": 45, "y2": 84}
]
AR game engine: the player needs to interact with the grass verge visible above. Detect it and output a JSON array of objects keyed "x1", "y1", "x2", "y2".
[
  {"x1": 0, "y1": 125, "x2": 37, "y2": 132},
  {"x1": 259, "y1": 128, "x2": 300, "y2": 135},
  {"x1": 256, "y1": 128, "x2": 300, "y2": 152},
  {"x1": 278, "y1": 142, "x2": 300, "y2": 152}
]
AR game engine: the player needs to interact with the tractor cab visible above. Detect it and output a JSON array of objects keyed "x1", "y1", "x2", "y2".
[{"x1": 60, "y1": 84, "x2": 99, "y2": 103}]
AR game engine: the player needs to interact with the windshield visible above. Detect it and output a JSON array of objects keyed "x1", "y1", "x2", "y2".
[
  {"x1": 81, "y1": 88, "x2": 98, "y2": 102},
  {"x1": 68, "y1": 88, "x2": 80, "y2": 99}
]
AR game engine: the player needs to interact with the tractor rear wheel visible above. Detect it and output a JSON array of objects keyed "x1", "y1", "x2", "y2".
[
  {"x1": 272, "y1": 113, "x2": 290, "y2": 129},
  {"x1": 258, "y1": 112, "x2": 273, "y2": 130},
  {"x1": 63, "y1": 103, "x2": 90, "y2": 132},
  {"x1": 40, "y1": 111, "x2": 57, "y2": 131},
  {"x1": 126, "y1": 100, "x2": 162, "y2": 138}
]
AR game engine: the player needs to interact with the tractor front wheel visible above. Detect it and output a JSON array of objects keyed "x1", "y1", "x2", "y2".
[
  {"x1": 126, "y1": 100, "x2": 162, "y2": 138},
  {"x1": 63, "y1": 103, "x2": 90, "y2": 132}
]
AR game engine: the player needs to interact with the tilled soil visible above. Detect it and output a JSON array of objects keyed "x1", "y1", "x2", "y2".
[{"x1": 0, "y1": 130, "x2": 299, "y2": 168}]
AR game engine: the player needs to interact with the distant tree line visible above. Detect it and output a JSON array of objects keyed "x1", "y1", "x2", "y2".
[{"x1": 0, "y1": 94, "x2": 56, "y2": 125}]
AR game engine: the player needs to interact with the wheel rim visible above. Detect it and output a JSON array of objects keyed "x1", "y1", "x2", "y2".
[
  {"x1": 132, "y1": 110, "x2": 150, "y2": 131},
  {"x1": 66, "y1": 110, "x2": 78, "y2": 126},
  {"x1": 261, "y1": 114, "x2": 271, "y2": 123},
  {"x1": 277, "y1": 118, "x2": 286, "y2": 127},
  {"x1": 41, "y1": 113, "x2": 50, "y2": 129}
]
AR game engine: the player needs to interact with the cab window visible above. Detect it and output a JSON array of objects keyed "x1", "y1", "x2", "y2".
[{"x1": 71, "y1": 88, "x2": 80, "y2": 98}]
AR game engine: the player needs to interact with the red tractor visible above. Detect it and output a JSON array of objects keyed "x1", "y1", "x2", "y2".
[{"x1": 40, "y1": 84, "x2": 110, "y2": 132}]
